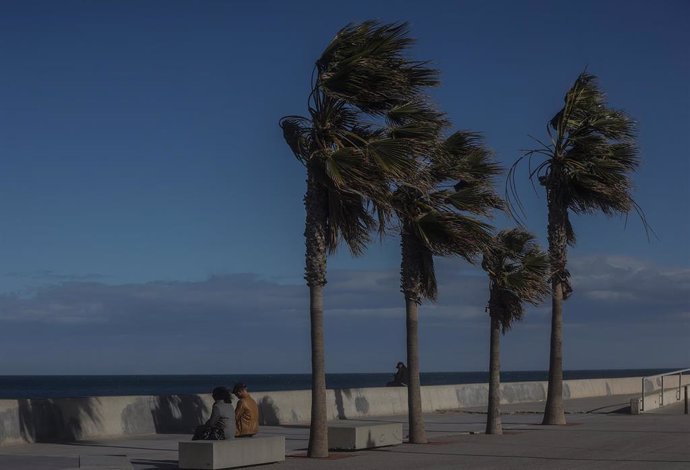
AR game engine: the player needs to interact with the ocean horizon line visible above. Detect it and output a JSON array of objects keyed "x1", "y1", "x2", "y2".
[
  {"x1": 0, "y1": 367, "x2": 681, "y2": 377},
  {"x1": 0, "y1": 368, "x2": 679, "y2": 400}
]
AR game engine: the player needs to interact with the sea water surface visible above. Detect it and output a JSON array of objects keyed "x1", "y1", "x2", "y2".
[{"x1": 0, "y1": 369, "x2": 674, "y2": 399}]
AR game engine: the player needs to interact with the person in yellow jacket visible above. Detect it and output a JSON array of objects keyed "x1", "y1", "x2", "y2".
[{"x1": 232, "y1": 382, "x2": 259, "y2": 437}]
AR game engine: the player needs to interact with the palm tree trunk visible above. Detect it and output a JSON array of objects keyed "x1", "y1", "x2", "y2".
[
  {"x1": 543, "y1": 181, "x2": 567, "y2": 425},
  {"x1": 405, "y1": 298, "x2": 427, "y2": 443},
  {"x1": 543, "y1": 280, "x2": 566, "y2": 425},
  {"x1": 304, "y1": 167, "x2": 329, "y2": 457},
  {"x1": 486, "y1": 313, "x2": 502, "y2": 434},
  {"x1": 401, "y1": 229, "x2": 427, "y2": 444},
  {"x1": 308, "y1": 285, "x2": 328, "y2": 456}
]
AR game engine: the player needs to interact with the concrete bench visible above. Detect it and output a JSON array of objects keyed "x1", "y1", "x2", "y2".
[
  {"x1": 178, "y1": 436, "x2": 285, "y2": 469},
  {"x1": 328, "y1": 422, "x2": 403, "y2": 450},
  {"x1": 78, "y1": 455, "x2": 132, "y2": 470}
]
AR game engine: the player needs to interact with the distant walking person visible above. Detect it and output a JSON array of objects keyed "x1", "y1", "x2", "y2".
[
  {"x1": 192, "y1": 386, "x2": 234, "y2": 440},
  {"x1": 387, "y1": 362, "x2": 409, "y2": 387},
  {"x1": 233, "y1": 383, "x2": 259, "y2": 437}
]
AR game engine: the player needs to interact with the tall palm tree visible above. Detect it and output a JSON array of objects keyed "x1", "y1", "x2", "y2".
[
  {"x1": 508, "y1": 72, "x2": 647, "y2": 425},
  {"x1": 280, "y1": 21, "x2": 440, "y2": 457},
  {"x1": 481, "y1": 229, "x2": 549, "y2": 434},
  {"x1": 394, "y1": 131, "x2": 502, "y2": 443}
]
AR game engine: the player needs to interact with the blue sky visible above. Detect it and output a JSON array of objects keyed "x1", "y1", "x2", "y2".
[{"x1": 0, "y1": 0, "x2": 688, "y2": 374}]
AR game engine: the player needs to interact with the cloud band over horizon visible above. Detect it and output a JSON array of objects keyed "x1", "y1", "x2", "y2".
[{"x1": 0, "y1": 255, "x2": 687, "y2": 375}]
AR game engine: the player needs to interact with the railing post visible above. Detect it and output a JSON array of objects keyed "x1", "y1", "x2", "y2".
[
  {"x1": 641, "y1": 377, "x2": 645, "y2": 412},
  {"x1": 661, "y1": 375, "x2": 664, "y2": 406},
  {"x1": 679, "y1": 372, "x2": 683, "y2": 401},
  {"x1": 685, "y1": 385, "x2": 688, "y2": 415}
]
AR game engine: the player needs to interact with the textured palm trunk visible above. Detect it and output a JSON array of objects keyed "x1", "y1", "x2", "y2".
[
  {"x1": 401, "y1": 229, "x2": 427, "y2": 444},
  {"x1": 307, "y1": 285, "x2": 328, "y2": 456},
  {"x1": 486, "y1": 312, "x2": 502, "y2": 434},
  {"x1": 543, "y1": 182, "x2": 567, "y2": 425},
  {"x1": 543, "y1": 279, "x2": 566, "y2": 425},
  {"x1": 405, "y1": 298, "x2": 426, "y2": 443},
  {"x1": 304, "y1": 167, "x2": 329, "y2": 457}
]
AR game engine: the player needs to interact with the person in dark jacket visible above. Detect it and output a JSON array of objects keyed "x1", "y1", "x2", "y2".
[{"x1": 386, "y1": 362, "x2": 409, "y2": 387}]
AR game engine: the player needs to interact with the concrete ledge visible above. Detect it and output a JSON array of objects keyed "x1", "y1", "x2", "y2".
[
  {"x1": 178, "y1": 436, "x2": 285, "y2": 469},
  {"x1": 328, "y1": 423, "x2": 403, "y2": 450}
]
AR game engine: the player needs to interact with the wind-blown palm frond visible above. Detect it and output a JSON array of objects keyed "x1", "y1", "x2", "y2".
[
  {"x1": 316, "y1": 21, "x2": 439, "y2": 114},
  {"x1": 280, "y1": 116, "x2": 313, "y2": 165},
  {"x1": 386, "y1": 100, "x2": 447, "y2": 127}
]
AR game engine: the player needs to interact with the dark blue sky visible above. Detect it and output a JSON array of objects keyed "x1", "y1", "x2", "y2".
[{"x1": 0, "y1": 0, "x2": 688, "y2": 374}]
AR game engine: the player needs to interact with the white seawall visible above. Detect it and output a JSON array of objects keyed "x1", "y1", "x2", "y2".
[{"x1": 0, "y1": 375, "x2": 684, "y2": 445}]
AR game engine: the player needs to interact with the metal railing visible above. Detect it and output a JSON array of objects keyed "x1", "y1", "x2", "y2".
[{"x1": 640, "y1": 368, "x2": 690, "y2": 412}]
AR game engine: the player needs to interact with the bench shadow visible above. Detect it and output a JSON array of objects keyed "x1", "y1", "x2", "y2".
[
  {"x1": 130, "y1": 458, "x2": 179, "y2": 469},
  {"x1": 62, "y1": 441, "x2": 174, "y2": 452}
]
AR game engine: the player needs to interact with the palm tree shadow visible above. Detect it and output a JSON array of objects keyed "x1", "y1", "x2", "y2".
[
  {"x1": 150, "y1": 395, "x2": 208, "y2": 434},
  {"x1": 18, "y1": 397, "x2": 102, "y2": 443}
]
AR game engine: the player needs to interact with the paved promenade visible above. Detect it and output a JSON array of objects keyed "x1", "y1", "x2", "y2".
[{"x1": 0, "y1": 394, "x2": 687, "y2": 469}]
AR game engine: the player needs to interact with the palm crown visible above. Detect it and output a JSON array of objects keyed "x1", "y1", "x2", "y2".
[
  {"x1": 280, "y1": 22, "x2": 443, "y2": 256},
  {"x1": 481, "y1": 229, "x2": 550, "y2": 331},
  {"x1": 396, "y1": 131, "x2": 503, "y2": 301},
  {"x1": 545, "y1": 73, "x2": 639, "y2": 216},
  {"x1": 510, "y1": 72, "x2": 643, "y2": 239}
]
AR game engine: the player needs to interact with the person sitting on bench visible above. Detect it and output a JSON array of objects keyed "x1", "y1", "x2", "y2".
[
  {"x1": 192, "y1": 386, "x2": 234, "y2": 440},
  {"x1": 233, "y1": 383, "x2": 259, "y2": 437}
]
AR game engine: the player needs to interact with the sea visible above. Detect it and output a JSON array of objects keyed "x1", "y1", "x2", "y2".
[{"x1": 0, "y1": 369, "x2": 673, "y2": 399}]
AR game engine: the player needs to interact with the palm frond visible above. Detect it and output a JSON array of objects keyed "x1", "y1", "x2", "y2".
[
  {"x1": 279, "y1": 115, "x2": 312, "y2": 164},
  {"x1": 366, "y1": 137, "x2": 421, "y2": 181},
  {"x1": 413, "y1": 211, "x2": 494, "y2": 262},
  {"x1": 325, "y1": 187, "x2": 375, "y2": 256},
  {"x1": 386, "y1": 100, "x2": 448, "y2": 127},
  {"x1": 444, "y1": 184, "x2": 504, "y2": 216},
  {"x1": 316, "y1": 21, "x2": 440, "y2": 114}
]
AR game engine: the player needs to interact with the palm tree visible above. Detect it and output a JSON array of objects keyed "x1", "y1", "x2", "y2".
[
  {"x1": 481, "y1": 229, "x2": 549, "y2": 434},
  {"x1": 508, "y1": 71, "x2": 647, "y2": 425},
  {"x1": 280, "y1": 21, "x2": 440, "y2": 457},
  {"x1": 394, "y1": 131, "x2": 502, "y2": 443}
]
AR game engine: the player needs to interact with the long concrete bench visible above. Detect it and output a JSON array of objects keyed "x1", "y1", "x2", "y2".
[
  {"x1": 328, "y1": 422, "x2": 403, "y2": 450},
  {"x1": 178, "y1": 436, "x2": 285, "y2": 469}
]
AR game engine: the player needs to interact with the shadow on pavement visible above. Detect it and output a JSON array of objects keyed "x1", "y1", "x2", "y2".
[{"x1": 130, "y1": 458, "x2": 179, "y2": 469}]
